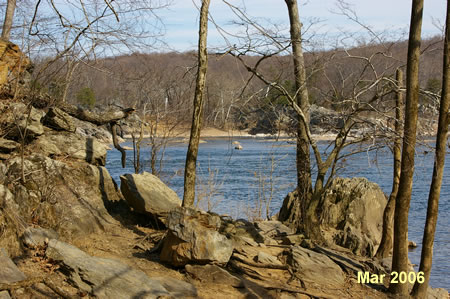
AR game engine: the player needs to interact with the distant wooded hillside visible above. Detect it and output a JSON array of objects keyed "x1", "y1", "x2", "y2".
[{"x1": 34, "y1": 36, "x2": 443, "y2": 132}]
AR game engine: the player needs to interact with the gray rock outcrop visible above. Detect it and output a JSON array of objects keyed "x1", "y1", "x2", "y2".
[
  {"x1": 3, "y1": 103, "x2": 44, "y2": 139},
  {"x1": 43, "y1": 107, "x2": 76, "y2": 132},
  {"x1": 74, "y1": 117, "x2": 120, "y2": 145},
  {"x1": 46, "y1": 239, "x2": 172, "y2": 298},
  {"x1": 2, "y1": 155, "x2": 121, "y2": 255},
  {"x1": 33, "y1": 130, "x2": 107, "y2": 165},
  {"x1": 120, "y1": 172, "x2": 181, "y2": 218},
  {"x1": 160, "y1": 207, "x2": 233, "y2": 266},
  {"x1": 319, "y1": 177, "x2": 387, "y2": 257}
]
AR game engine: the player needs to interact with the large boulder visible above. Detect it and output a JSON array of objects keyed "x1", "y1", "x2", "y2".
[
  {"x1": 22, "y1": 227, "x2": 59, "y2": 248},
  {"x1": 46, "y1": 239, "x2": 172, "y2": 298},
  {"x1": 43, "y1": 107, "x2": 76, "y2": 132},
  {"x1": 160, "y1": 207, "x2": 233, "y2": 266},
  {"x1": 319, "y1": 177, "x2": 387, "y2": 257},
  {"x1": 120, "y1": 172, "x2": 181, "y2": 218},
  {"x1": 288, "y1": 245, "x2": 345, "y2": 287},
  {"x1": 32, "y1": 130, "x2": 107, "y2": 165}
]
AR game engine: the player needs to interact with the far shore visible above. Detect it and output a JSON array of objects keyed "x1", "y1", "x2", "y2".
[{"x1": 122, "y1": 127, "x2": 340, "y2": 141}]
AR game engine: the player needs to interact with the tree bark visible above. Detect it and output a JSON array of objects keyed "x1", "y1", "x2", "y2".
[
  {"x1": 376, "y1": 69, "x2": 404, "y2": 259},
  {"x1": 182, "y1": 0, "x2": 210, "y2": 207},
  {"x1": 1, "y1": 0, "x2": 16, "y2": 41},
  {"x1": 278, "y1": 0, "x2": 312, "y2": 233},
  {"x1": 411, "y1": 1, "x2": 450, "y2": 297},
  {"x1": 389, "y1": 0, "x2": 423, "y2": 295}
]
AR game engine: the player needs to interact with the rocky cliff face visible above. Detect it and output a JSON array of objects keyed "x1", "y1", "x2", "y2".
[
  {"x1": 0, "y1": 42, "x2": 126, "y2": 257},
  {"x1": 0, "y1": 40, "x2": 31, "y2": 88}
]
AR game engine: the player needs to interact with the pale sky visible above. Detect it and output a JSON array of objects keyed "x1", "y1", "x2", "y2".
[{"x1": 159, "y1": 0, "x2": 447, "y2": 51}]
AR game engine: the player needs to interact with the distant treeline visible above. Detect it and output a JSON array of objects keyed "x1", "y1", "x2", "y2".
[{"x1": 35, "y1": 36, "x2": 443, "y2": 131}]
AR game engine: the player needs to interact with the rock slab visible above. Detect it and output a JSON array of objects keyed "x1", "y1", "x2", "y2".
[
  {"x1": 256, "y1": 251, "x2": 282, "y2": 266},
  {"x1": 43, "y1": 107, "x2": 76, "y2": 132},
  {"x1": 120, "y1": 172, "x2": 181, "y2": 217},
  {"x1": 150, "y1": 276, "x2": 197, "y2": 298},
  {"x1": 185, "y1": 264, "x2": 243, "y2": 287},
  {"x1": 0, "y1": 248, "x2": 26, "y2": 284},
  {"x1": 0, "y1": 291, "x2": 11, "y2": 299},
  {"x1": 288, "y1": 246, "x2": 345, "y2": 287},
  {"x1": 160, "y1": 207, "x2": 233, "y2": 266},
  {"x1": 46, "y1": 239, "x2": 170, "y2": 298}
]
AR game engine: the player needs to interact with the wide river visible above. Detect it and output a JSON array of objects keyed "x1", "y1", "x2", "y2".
[{"x1": 106, "y1": 137, "x2": 449, "y2": 290}]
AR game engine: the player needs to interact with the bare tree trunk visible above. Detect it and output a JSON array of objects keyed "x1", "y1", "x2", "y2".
[
  {"x1": 1, "y1": 0, "x2": 16, "y2": 41},
  {"x1": 376, "y1": 69, "x2": 404, "y2": 259},
  {"x1": 390, "y1": 0, "x2": 423, "y2": 295},
  {"x1": 411, "y1": 2, "x2": 450, "y2": 297},
  {"x1": 182, "y1": 0, "x2": 210, "y2": 207},
  {"x1": 278, "y1": 0, "x2": 312, "y2": 233}
]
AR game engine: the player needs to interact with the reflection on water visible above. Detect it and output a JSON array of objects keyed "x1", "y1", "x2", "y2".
[{"x1": 106, "y1": 137, "x2": 449, "y2": 290}]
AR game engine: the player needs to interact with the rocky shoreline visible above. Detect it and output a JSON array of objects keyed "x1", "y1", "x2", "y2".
[
  {"x1": 0, "y1": 41, "x2": 447, "y2": 299},
  {"x1": 0, "y1": 100, "x2": 448, "y2": 298}
]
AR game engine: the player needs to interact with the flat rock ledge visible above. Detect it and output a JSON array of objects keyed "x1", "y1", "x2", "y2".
[{"x1": 46, "y1": 239, "x2": 197, "y2": 298}]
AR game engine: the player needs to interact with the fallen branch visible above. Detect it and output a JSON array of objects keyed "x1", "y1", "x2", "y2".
[{"x1": 111, "y1": 121, "x2": 126, "y2": 168}]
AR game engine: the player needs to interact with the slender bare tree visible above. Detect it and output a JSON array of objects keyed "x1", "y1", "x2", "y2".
[
  {"x1": 411, "y1": 1, "x2": 450, "y2": 297},
  {"x1": 183, "y1": 0, "x2": 211, "y2": 207},
  {"x1": 390, "y1": 0, "x2": 424, "y2": 295},
  {"x1": 222, "y1": 0, "x2": 399, "y2": 244},
  {"x1": 278, "y1": 0, "x2": 312, "y2": 232},
  {"x1": 1, "y1": 0, "x2": 16, "y2": 41},
  {"x1": 376, "y1": 69, "x2": 404, "y2": 258}
]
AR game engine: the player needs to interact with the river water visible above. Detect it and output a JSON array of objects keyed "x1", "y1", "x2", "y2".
[{"x1": 105, "y1": 138, "x2": 449, "y2": 290}]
